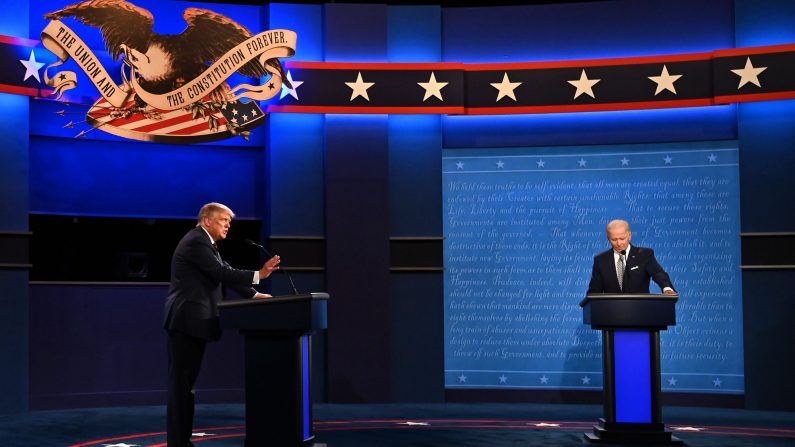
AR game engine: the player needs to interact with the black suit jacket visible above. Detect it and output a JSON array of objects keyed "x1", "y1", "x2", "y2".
[
  {"x1": 587, "y1": 245, "x2": 674, "y2": 294},
  {"x1": 163, "y1": 227, "x2": 258, "y2": 341}
]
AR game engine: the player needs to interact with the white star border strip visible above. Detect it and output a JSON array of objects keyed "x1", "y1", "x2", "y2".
[{"x1": 264, "y1": 44, "x2": 795, "y2": 114}]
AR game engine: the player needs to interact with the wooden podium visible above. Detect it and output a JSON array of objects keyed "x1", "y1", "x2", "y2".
[
  {"x1": 219, "y1": 292, "x2": 329, "y2": 447},
  {"x1": 580, "y1": 293, "x2": 683, "y2": 445}
]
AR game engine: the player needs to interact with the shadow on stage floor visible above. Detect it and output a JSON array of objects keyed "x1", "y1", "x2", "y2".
[{"x1": 1, "y1": 403, "x2": 794, "y2": 447}]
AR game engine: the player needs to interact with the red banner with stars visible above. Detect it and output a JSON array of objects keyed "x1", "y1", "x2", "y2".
[{"x1": 3, "y1": 35, "x2": 794, "y2": 115}]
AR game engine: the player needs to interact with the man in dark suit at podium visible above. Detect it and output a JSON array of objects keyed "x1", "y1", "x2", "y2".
[
  {"x1": 164, "y1": 202, "x2": 280, "y2": 447},
  {"x1": 587, "y1": 219, "x2": 676, "y2": 295}
]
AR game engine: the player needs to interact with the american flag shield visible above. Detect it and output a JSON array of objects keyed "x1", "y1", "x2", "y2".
[{"x1": 85, "y1": 98, "x2": 266, "y2": 143}]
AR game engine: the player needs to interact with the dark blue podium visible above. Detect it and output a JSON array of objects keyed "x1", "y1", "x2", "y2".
[
  {"x1": 580, "y1": 293, "x2": 683, "y2": 445},
  {"x1": 219, "y1": 292, "x2": 328, "y2": 447}
]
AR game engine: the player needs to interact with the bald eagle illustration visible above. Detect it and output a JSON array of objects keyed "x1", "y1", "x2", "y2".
[{"x1": 45, "y1": 0, "x2": 289, "y2": 104}]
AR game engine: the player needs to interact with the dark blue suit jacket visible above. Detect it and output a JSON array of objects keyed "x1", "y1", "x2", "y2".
[
  {"x1": 587, "y1": 245, "x2": 674, "y2": 294},
  {"x1": 163, "y1": 227, "x2": 258, "y2": 341}
]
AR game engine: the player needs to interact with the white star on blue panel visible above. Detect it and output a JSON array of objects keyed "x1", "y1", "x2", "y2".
[
  {"x1": 280, "y1": 70, "x2": 304, "y2": 100},
  {"x1": 20, "y1": 50, "x2": 45, "y2": 83},
  {"x1": 577, "y1": 159, "x2": 587, "y2": 168},
  {"x1": 456, "y1": 161, "x2": 464, "y2": 169},
  {"x1": 539, "y1": 375, "x2": 549, "y2": 384},
  {"x1": 458, "y1": 373, "x2": 467, "y2": 383},
  {"x1": 536, "y1": 159, "x2": 546, "y2": 168},
  {"x1": 499, "y1": 374, "x2": 508, "y2": 384},
  {"x1": 620, "y1": 157, "x2": 630, "y2": 166},
  {"x1": 663, "y1": 155, "x2": 673, "y2": 165},
  {"x1": 708, "y1": 154, "x2": 718, "y2": 163}
]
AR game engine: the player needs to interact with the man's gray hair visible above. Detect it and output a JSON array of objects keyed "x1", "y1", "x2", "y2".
[
  {"x1": 606, "y1": 219, "x2": 631, "y2": 234},
  {"x1": 197, "y1": 202, "x2": 235, "y2": 225}
]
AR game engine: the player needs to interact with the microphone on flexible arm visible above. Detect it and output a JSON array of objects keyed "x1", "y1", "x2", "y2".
[{"x1": 245, "y1": 239, "x2": 300, "y2": 296}]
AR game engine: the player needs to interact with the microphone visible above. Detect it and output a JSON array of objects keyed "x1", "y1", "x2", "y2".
[{"x1": 245, "y1": 239, "x2": 300, "y2": 295}]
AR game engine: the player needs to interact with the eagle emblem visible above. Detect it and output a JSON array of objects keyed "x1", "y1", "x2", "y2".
[{"x1": 40, "y1": 0, "x2": 296, "y2": 142}]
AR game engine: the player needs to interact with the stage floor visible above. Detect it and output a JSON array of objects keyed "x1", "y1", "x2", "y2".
[{"x1": 1, "y1": 403, "x2": 794, "y2": 447}]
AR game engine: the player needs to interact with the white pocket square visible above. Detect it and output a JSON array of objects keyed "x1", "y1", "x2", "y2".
[{"x1": 630, "y1": 266, "x2": 639, "y2": 270}]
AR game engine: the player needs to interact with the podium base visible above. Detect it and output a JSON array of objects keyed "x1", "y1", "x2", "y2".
[
  {"x1": 583, "y1": 419, "x2": 684, "y2": 445},
  {"x1": 244, "y1": 434, "x2": 315, "y2": 447}
]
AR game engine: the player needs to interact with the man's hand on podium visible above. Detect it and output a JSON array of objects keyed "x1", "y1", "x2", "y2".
[
  {"x1": 253, "y1": 293, "x2": 273, "y2": 299},
  {"x1": 663, "y1": 288, "x2": 678, "y2": 295},
  {"x1": 258, "y1": 255, "x2": 281, "y2": 279}
]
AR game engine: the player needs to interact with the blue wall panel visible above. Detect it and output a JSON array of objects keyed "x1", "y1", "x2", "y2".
[
  {"x1": 443, "y1": 106, "x2": 738, "y2": 149},
  {"x1": 741, "y1": 270, "x2": 795, "y2": 410},
  {"x1": 388, "y1": 115, "x2": 442, "y2": 236},
  {"x1": 269, "y1": 3, "x2": 324, "y2": 62},
  {"x1": 0, "y1": 1, "x2": 30, "y2": 412},
  {"x1": 322, "y1": 3, "x2": 392, "y2": 403},
  {"x1": 388, "y1": 5, "x2": 441, "y2": 63},
  {"x1": 325, "y1": 114, "x2": 391, "y2": 402},
  {"x1": 737, "y1": 99, "x2": 795, "y2": 231},
  {"x1": 267, "y1": 4, "x2": 327, "y2": 235},
  {"x1": 735, "y1": 0, "x2": 795, "y2": 410},
  {"x1": 386, "y1": 5, "x2": 445, "y2": 403},
  {"x1": 28, "y1": 284, "x2": 246, "y2": 409},
  {"x1": 324, "y1": 4, "x2": 388, "y2": 62},
  {"x1": 1, "y1": 0, "x2": 27, "y2": 38},
  {"x1": 389, "y1": 272, "x2": 444, "y2": 402},
  {"x1": 0, "y1": 93, "x2": 30, "y2": 415},
  {"x1": 29, "y1": 137, "x2": 263, "y2": 218},
  {"x1": 0, "y1": 271, "x2": 28, "y2": 413},
  {"x1": 0, "y1": 94, "x2": 30, "y2": 229},
  {"x1": 268, "y1": 113, "x2": 326, "y2": 235},
  {"x1": 442, "y1": 0, "x2": 734, "y2": 63},
  {"x1": 267, "y1": 6, "x2": 326, "y2": 235},
  {"x1": 735, "y1": 0, "x2": 795, "y2": 47}
]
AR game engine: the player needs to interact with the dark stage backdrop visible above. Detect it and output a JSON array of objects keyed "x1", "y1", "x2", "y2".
[{"x1": 1, "y1": 0, "x2": 793, "y2": 415}]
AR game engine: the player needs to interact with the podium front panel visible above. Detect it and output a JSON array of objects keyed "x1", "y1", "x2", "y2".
[{"x1": 613, "y1": 330, "x2": 652, "y2": 423}]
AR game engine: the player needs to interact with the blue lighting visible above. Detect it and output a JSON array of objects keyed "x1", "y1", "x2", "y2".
[
  {"x1": 326, "y1": 113, "x2": 388, "y2": 123},
  {"x1": 29, "y1": 136, "x2": 263, "y2": 218},
  {"x1": 389, "y1": 114, "x2": 442, "y2": 236},
  {"x1": 735, "y1": 0, "x2": 795, "y2": 47},
  {"x1": 0, "y1": 92, "x2": 29, "y2": 230},
  {"x1": 268, "y1": 112, "x2": 326, "y2": 236},
  {"x1": 324, "y1": 4, "x2": 388, "y2": 63},
  {"x1": 269, "y1": 3, "x2": 323, "y2": 62},
  {"x1": 443, "y1": 105, "x2": 737, "y2": 148},
  {"x1": 614, "y1": 331, "x2": 652, "y2": 423},
  {"x1": 302, "y1": 335, "x2": 311, "y2": 440},
  {"x1": 388, "y1": 6, "x2": 441, "y2": 62},
  {"x1": 443, "y1": 0, "x2": 733, "y2": 64},
  {"x1": 0, "y1": 0, "x2": 27, "y2": 37}
]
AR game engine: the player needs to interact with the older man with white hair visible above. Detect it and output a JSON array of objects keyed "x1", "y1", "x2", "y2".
[{"x1": 587, "y1": 219, "x2": 676, "y2": 295}]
